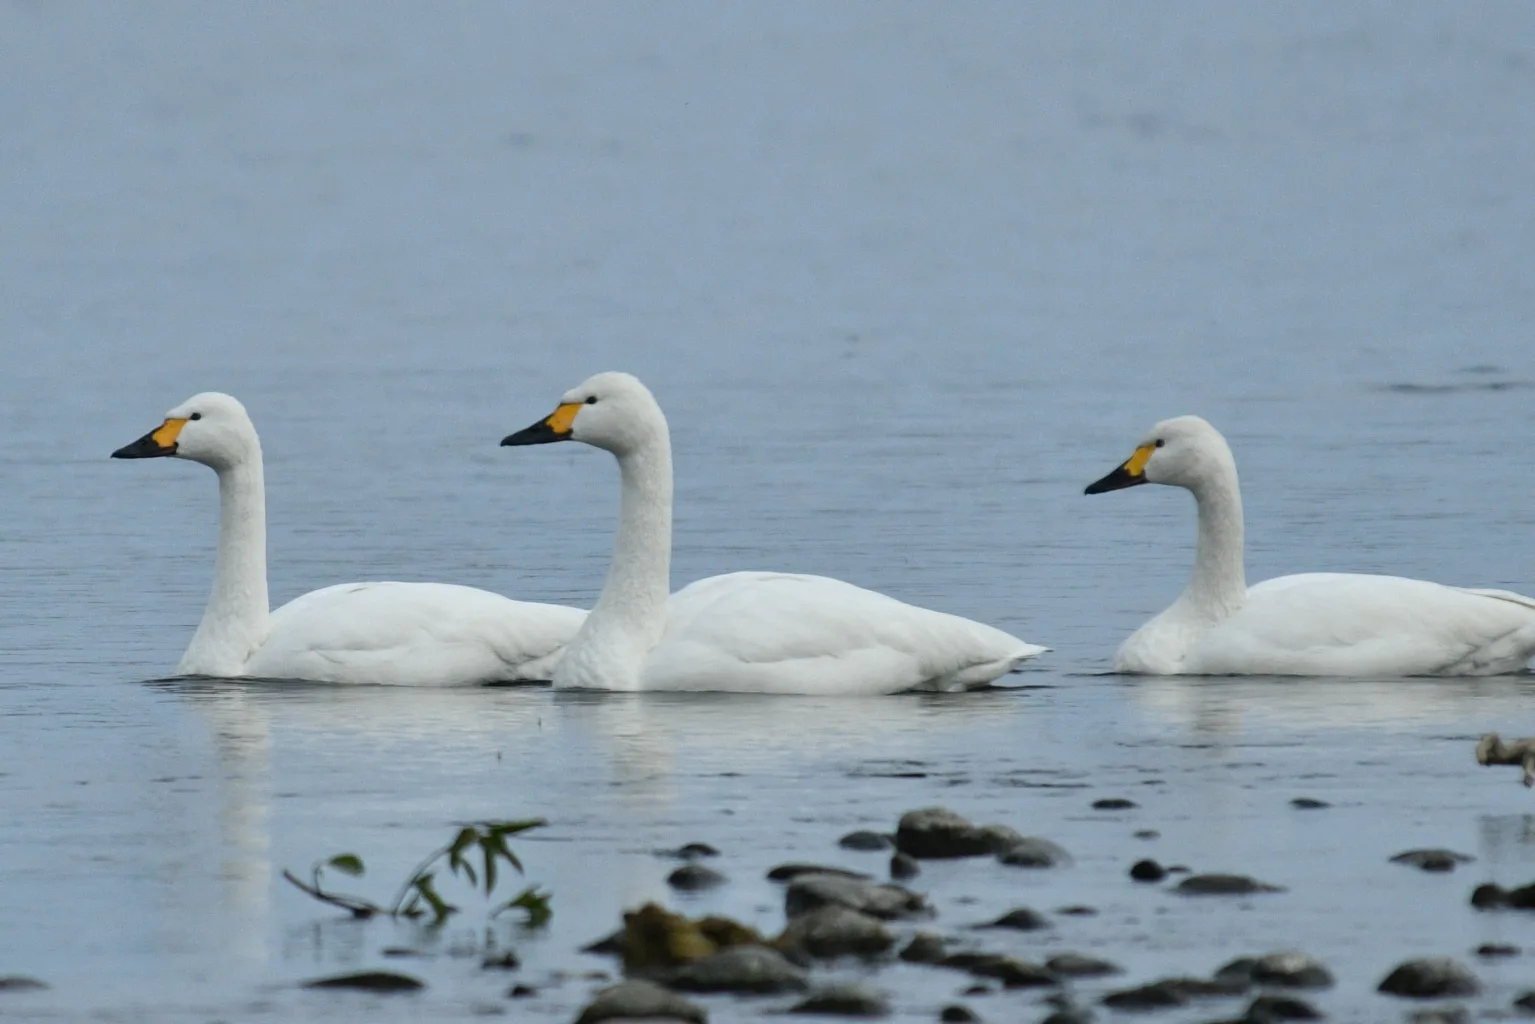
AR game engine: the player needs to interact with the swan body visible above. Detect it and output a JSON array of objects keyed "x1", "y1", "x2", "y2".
[
  {"x1": 502, "y1": 372, "x2": 1045, "y2": 694},
  {"x1": 113, "y1": 392, "x2": 585, "y2": 684},
  {"x1": 1086, "y1": 415, "x2": 1535, "y2": 677}
]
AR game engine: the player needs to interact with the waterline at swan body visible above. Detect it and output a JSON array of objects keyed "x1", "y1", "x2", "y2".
[
  {"x1": 1084, "y1": 415, "x2": 1535, "y2": 676},
  {"x1": 501, "y1": 372, "x2": 1046, "y2": 694},
  {"x1": 113, "y1": 392, "x2": 586, "y2": 685}
]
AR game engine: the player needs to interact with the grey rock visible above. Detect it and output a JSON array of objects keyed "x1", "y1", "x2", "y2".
[
  {"x1": 667, "y1": 864, "x2": 726, "y2": 891},
  {"x1": 575, "y1": 980, "x2": 706, "y2": 1024},
  {"x1": 768, "y1": 863, "x2": 871, "y2": 883},
  {"x1": 1046, "y1": 953, "x2": 1122, "y2": 978},
  {"x1": 1245, "y1": 993, "x2": 1322, "y2": 1021},
  {"x1": 1217, "y1": 951, "x2": 1333, "y2": 990},
  {"x1": 890, "y1": 852, "x2": 920, "y2": 880},
  {"x1": 778, "y1": 905, "x2": 895, "y2": 959},
  {"x1": 0, "y1": 977, "x2": 48, "y2": 992},
  {"x1": 1055, "y1": 905, "x2": 1097, "y2": 917},
  {"x1": 941, "y1": 952, "x2": 1056, "y2": 989},
  {"x1": 839, "y1": 830, "x2": 893, "y2": 852},
  {"x1": 1407, "y1": 1007, "x2": 1469, "y2": 1024},
  {"x1": 1391, "y1": 849, "x2": 1474, "y2": 873},
  {"x1": 977, "y1": 907, "x2": 1049, "y2": 931},
  {"x1": 481, "y1": 950, "x2": 521, "y2": 970},
  {"x1": 939, "y1": 1006, "x2": 978, "y2": 1023},
  {"x1": 1092, "y1": 798, "x2": 1136, "y2": 810},
  {"x1": 1039, "y1": 1011, "x2": 1093, "y2": 1024},
  {"x1": 1175, "y1": 873, "x2": 1283, "y2": 895},
  {"x1": 1101, "y1": 976, "x2": 1245, "y2": 1010},
  {"x1": 1289, "y1": 798, "x2": 1329, "y2": 810},
  {"x1": 895, "y1": 807, "x2": 1021, "y2": 859},
  {"x1": 664, "y1": 946, "x2": 809, "y2": 995},
  {"x1": 785, "y1": 872, "x2": 929, "y2": 920},
  {"x1": 508, "y1": 983, "x2": 536, "y2": 997},
  {"x1": 997, "y1": 837, "x2": 1072, "y2": 868},
  {"x1": 898, "y1": 931, "x2": 947, "y2": 965},
  {"x1": 657, "y1": 843, "x2": 720, "y2": 860},
  {"x1": 789, "y1": 983, "x2": 890, "y2": 1017},
  {"x1": 1134, "y1": 829, "x2": 1160, "y2": 840},
  {"x1": 1514, "y1": 990, "x2": 1535, "y2": 1014},
  {"x1": 302, "y1": 970, "x2": 425, "y2": 992},
  {"x1": 1129, "y1": 859, "x2": 1166, "y2": 882},
  {"x1": 1377, "y1": 958, "x2": 1480, "y2": 999},
  {"x1": 1475, "y1": 942, "x2": 1519, "y2": 957}
]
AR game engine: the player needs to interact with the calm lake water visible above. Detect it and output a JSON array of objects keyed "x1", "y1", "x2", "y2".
[{"x1": 4, "y1": 3, "x2": 1535, "y2": 1021}]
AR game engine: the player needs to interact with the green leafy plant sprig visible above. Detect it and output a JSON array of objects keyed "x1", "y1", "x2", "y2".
[{"x1": 282, "y1": 819, "x2": 551, "y2": 927}]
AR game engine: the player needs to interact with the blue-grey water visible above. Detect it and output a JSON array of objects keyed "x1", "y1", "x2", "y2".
[{"x1": 4, "y1": 3, "x2": 1535, "y2": 1021}]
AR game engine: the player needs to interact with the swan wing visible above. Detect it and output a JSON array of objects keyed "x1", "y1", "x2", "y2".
[
  {"x1": 641, "y1": 571, "x2": 1046, "y2": 695},
  {"x1": 250, "y1": 582, "x2": 586, "y2": 685},
  {"x1": 1188, "y1": 573, "x2": 1535, "y2": 676}
]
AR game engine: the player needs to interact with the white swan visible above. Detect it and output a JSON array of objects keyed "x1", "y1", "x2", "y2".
[
  {"x1": 113, "y1": 392, "x2": 586, "y2": 684},
  {"x1": 500, "y1": 372, "x2": 1046, "y2": 694},
  {"x1": 1084, "y1": 415, "x2": 1535, "y2": 676}
]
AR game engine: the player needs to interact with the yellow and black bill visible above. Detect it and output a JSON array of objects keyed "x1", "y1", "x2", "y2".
[
  {"x1": 501, "y1": 402, "x2": 582, "y2": 447},
  {"x1": 112, "y1": 418, "x2": 188, "y2": 459},
  {"x1": 1084, "y1": 443, "x2": 1154, "y2": 495}
]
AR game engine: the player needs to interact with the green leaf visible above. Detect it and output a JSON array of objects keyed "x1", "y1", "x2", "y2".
[
  {"x1": 413, "y1": 872, "x2": 458, "y2": 925},
  {"x1": 491, "y1": 886, "x2": 552, "y2": 927},
  {"x1": 326, "y1": 854, "x2": 365, "y2": 877},
  {"x1": 491, "y1": 834, "x2": 523, "y2": 875},
  {"x1": 479, "y1": 837, "x2": 498, "y2": 895},
  {"x1": 447, "y1": 827, "x2": 478, "y2": 867}
]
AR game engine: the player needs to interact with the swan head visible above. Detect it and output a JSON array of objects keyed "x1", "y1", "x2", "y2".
[
  {"x1": 501, "y1": 372, "x2": 667, "y2": 457},
  {"x1": 111, "y1": 392, "x2": 259, "y2": 471},
  {"x1": 1084, "y1": 415, "x2": 1234, "y2": 494}
]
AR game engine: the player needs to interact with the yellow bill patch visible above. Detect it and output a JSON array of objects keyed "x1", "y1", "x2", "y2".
[
  {"x1": 1123, "y1": 443, "x2": 1156, "y2": 477},
  {"x1": 544, "y1": 402, "x2": 583, "y2": 436},
  {"x1": 150, "y1": 417, "x2": 189, "y2": 448}
]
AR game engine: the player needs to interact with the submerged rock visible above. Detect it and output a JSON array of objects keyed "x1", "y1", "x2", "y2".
[
  {"x1": 1134, "y1": 829, "x2": 1161, "y2": 840},
  {"x1": 1470, "y1": 881, "x2": 1535, "y2": 909},
  {"x1": 481, "y1": 950, "x2": 521, "y2": 970},
  {"x1": 1039, "y1": 1011, "x2": 1092, "y2": 1024},
  {"x1": 615, "y1": 903, "x2": 764, "y2": 972},
  {"x1": 508, "y1": 983, "x2": 536, "y2": 997},
  {"x1": 1047, "y1": 952, "x2": 1122, "y2": 978},
  {"x1": 0, "y1": 977, "x2": 48, "y2": 992},
  {"x1": 1216, "y1": 951, "x2": 1333, "y2": 990},
  {"x1": 1289, "y1": 798, "x2": 1329, "y2": 810},
  {"x1": 938, "y1": 1005, "x2": 978, "y2": 1023},
  {"x1": 768, "y1": 863, "x2": 870, "y2": 883},
  {"x1": 976, "y1": 907, "x2": 1049, "y2": 931},
  {"x1": 1514, "y1": 990, "x2": 1535, "y2": 1013},
  {"x1": 940, "y1": 952, "x2": 1055, "y2": 989},
  {"x1": 575, "y1": 980, "x2": 707, "y2": 1024},
  {"x1": 839, "y1": 830, "x2": 893, "y2": 851},
  {"x1": 1244, "y1": 993, "x2": 1323, "y2": 1021},
  {"x1": 664, "y1": 945, "x2": 808, "y2": 995},
  {"x1": 789, "y1": 983, "x2": 890, "y2": 1017},
  {"x1": 1175, "y1": 873, "x2": 1283, "y2": 895},
  {"x1": 1102, "y1": 976, "x2": 1246, "y2": 1010},
  {"x1": 668, "y1": 864, "x2": 727, "y2": 891},
  {"x1": 657, "y1": 842, "x2": 720, "y2": 860},
  {"x1": 302, "y1": 970, "x2": 425, "y2": 992},
  {"x1": 1475, "y1": 942, "x2": 1520, "y2": 958},
  {"x1": 996, "y1": 837, "x2": 1072, "y2": 868},
  {"x1": 1407, "y1": 1006, "x2": 1469, "y2": 1024},
  {"x1": 1129, "y1": 859, "x2": 1166, "y2": 882},
  {"x1": 776, "y1": 905, "x2": 895, "y2": 959},
  {"x1": 898, "y1": 932, "x2": 947, "y2": 965},
  {"x1": 1390, "y1": 849, "x2": 1474, "y2": 872},
  {"x1": 785, "y1": 873, "x2": 929, "y2": 920},
  {"x1": 1055, "y1": 905, "x2": 1097, "y2": 917},
  {"x1": 1092, "y1": 798, "x2": 1137, "y2": 810},
  {"x1": 894, "y1": 807, "x2": 1018, "y2": 859},
  {"x1": 890, "y1": 852, "x2": 920, "y2": 880},
  {"x1": 1377, "y1": 958, "x2": 1480, "y2": 998}
]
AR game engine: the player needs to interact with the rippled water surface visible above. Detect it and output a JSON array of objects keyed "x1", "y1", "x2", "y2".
[{"x1": 4, "y1": 3, "x2": 1535, "y2": 1022}]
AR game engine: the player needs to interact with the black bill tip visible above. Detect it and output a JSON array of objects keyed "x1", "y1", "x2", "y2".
[
  {"x1": 501, "y1": 421, "x2": 568, "y2": 447},
  {"x1": 1084, "y1": 464, "x2": 1146, "y2": 495},
  {"x1": 112, "y1": 432, "x2": 175, "y2": 459}
]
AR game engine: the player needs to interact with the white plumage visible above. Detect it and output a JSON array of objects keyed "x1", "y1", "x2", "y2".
[
  {"x1": 114, "y1": 392, "x2": 585, "y2": 684},
  {"x1": 502, "y1": 372, "x2": 1045, "y2": 694},
  {"x1": 1086, "y1": 415, "x2": 1535, "y2": 676}
]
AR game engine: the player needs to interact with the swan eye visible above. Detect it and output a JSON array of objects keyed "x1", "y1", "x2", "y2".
[
  {"x1": 585, "y1": 396, "x2": 598, "y2": 405},
  {"x1": 1154, "y1": 438, "x2": 1164, "y2": 448},
  {"x1": 190, "y1": 412, "x2": 202, "y2": 421}
]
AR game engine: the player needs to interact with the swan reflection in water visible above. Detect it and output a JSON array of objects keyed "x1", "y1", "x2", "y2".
[{"x1": 157, "y1": 678, "x2": 1038, "y2": 965}]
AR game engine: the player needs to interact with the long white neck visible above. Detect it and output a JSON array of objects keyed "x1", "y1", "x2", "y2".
[
  {"x1": 180, "y1": 455, "x2": 271, "y2": 676},
  {"x1": 1174, "y1": 460, "x2": 1247, "y2": 622},
  {"x1": 555, "y1": 428, "x2": 673, "y2": 688}
]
